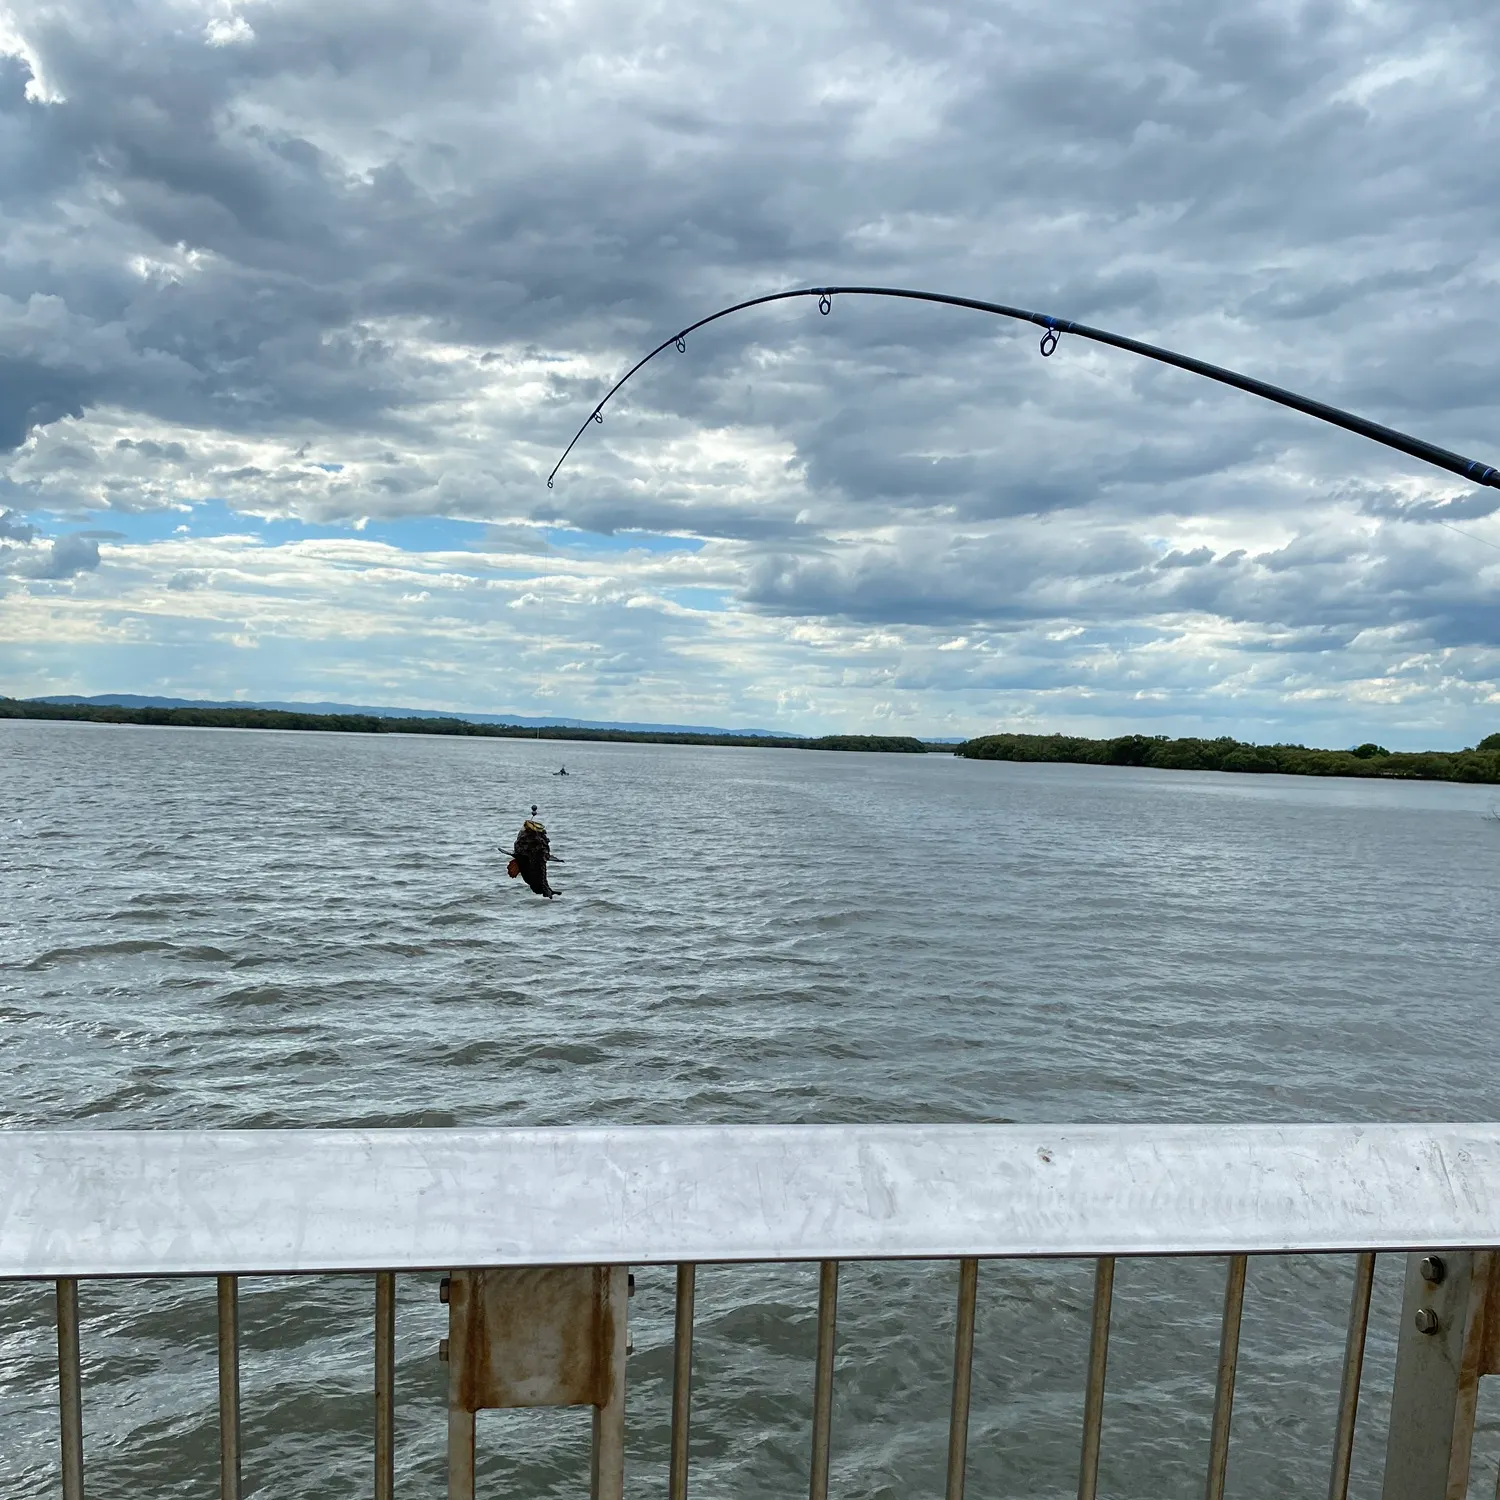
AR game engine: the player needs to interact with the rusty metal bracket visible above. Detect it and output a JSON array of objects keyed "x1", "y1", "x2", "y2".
[{"x1": 444, "y1": 1265, "x2": 628, "y2": 1500}]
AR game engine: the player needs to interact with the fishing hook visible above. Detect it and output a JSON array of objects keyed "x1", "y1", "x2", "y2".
[{"x1": 545, "y1": 285, "x2": 1500, "y2": 491}]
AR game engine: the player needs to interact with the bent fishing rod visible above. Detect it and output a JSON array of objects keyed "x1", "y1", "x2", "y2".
[{"x1": 547, "y1": 285, "x2": 1500, "y2": 491}]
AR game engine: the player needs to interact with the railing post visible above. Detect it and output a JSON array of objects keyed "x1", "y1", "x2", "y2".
[
  {"x1": 1327, "y1": 1252, "x2": 1375, "y2": 1500},
  {"x1": 590, "y1": 1267, "x2": 628, "y2": 1500},
  {"x1": 446, "y1": 1408, "x2": 476, "y2": 1500},
  {"x1": 56, "y1": 1278, "x2": 83, "y2": 1500},
  {"x1": 1077, "y1": 1256, "x2": 1115, "y2": 1500},
  {"x1": 945, "y1": 1258, "x2": 979, "y2": 1500},
  {"x1": 809, "y1": 1260, "x2": 839, "y2": 1500},
  {"x1": 217, "y1": 1275, "x2": 242, "y2": 1500},
  {"x1": 669, "y1": 1264, "x2": 696, "y2": 1500},
  {"x1": 1380, "y1": 1250, "x2": 1500, "y2": 1500},
  {"x1": 375, "y1": 1271, "x2": 395, "y2": 1500},
  {"x1": 1204, "y1": 1254, "x2": 1247, "y2": 1500},
  {"x1": 443, "y1": 1265, "x2": 627, "y2": 1500}
]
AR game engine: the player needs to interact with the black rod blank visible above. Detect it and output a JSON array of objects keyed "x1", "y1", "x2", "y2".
[{"x1": 547, "y1": 286, "x2": 1500, "y2": 492}]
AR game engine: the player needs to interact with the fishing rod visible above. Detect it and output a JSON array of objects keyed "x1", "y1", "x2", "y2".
[{"x1": 547, "y1": 285, "x2": 1500, "y2": 491}]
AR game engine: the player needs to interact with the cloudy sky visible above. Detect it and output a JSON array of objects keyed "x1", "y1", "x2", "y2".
[{"x1": 1, "y1": 0, "x2": 1498, "y2": 744}]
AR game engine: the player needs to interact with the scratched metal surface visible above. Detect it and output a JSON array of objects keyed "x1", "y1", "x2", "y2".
[
  {"x1": 4, "y1": 720, "x2": 1500, "y2": 1497},
  {"x1": 5, "y1": 1122, "x2": 1500, "y2": 1276}
]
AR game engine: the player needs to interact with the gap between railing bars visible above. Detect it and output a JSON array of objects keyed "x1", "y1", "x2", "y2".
[{"x1": 31, "y1": 1246, "x2": 1426, "y2": 1500}]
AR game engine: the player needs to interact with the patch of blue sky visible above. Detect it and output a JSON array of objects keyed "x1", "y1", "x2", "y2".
[
  {"x1": 28, "y1": 500, "x2": 492, "y2": 553},
  {"x1": 19, "y1": 500, "x2": 706, "y2": 559}
]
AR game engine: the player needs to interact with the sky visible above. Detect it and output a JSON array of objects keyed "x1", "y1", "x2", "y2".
[{"x1": 1, "y1": 0, "x2": 1498, "y2": 745}]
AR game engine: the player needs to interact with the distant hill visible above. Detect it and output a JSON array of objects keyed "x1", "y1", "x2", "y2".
[{"x1": 31, "y1": 693, "x2": 791, "y2": 739}]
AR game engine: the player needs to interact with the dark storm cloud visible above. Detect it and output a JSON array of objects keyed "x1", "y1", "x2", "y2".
[
  {"x1": 0, "y1": 527, "x2": 109, "y2": 578},
  {"x1": 0, "y1": 352, "x2": 90, "y2": 452},
  {"x1": 28, "y1": 531, "x2": 101, "y2": 577},
  {"x1": 743, "y1": 527, "x2": 1160, "y2": 626},
  {"x1": 1157, "y1": 547, "x2": 1214, "y2": 569},
  {"x1": 1, "y1": 0, "x2": 1498, "y2": 675},
  {"x1": 0, "y1": 4, "x2": 1492, "y2": 430},
  {"x1": 0, "y1": 507, "x2": 35, "y2": 541},
  {"x1": 1358, "y1": 484, "x2": 1500, "y2": 524}
]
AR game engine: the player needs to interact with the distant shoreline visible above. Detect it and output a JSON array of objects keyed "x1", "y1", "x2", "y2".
[
  {"x1": 954, "y1": 731, "x2": 1500, "y2": 785},
  {"x1": 0, "y1": 697, "x2": 933, "y2": 754},
  {"x1": 12, "y1": 697, "x2": 1496, "y2": 782}
]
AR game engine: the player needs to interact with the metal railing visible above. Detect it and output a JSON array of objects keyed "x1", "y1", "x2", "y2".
[{"x1": 6, "y1": 1122, "x2": 1500, "y2": 1498}]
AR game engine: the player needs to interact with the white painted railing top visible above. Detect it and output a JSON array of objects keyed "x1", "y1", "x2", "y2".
[{"x1": 4, "y1": 1122, "x2": 1500, "y2": 1278}]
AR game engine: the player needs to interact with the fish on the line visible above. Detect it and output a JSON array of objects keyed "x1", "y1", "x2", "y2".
[{"x1": 507, "y1": 804, "x2": 560, "y2": 898}]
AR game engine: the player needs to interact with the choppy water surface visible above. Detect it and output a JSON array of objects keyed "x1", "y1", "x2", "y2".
[{"x1": 4, "y1": 719, "x2": 1500, "y2": 1498}]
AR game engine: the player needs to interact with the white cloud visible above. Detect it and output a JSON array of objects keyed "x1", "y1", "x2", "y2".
[{"x1": 204, "y1": 14, "x2": 254, "y2": 47}]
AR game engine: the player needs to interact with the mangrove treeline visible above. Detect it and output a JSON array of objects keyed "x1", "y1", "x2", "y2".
[
  {"x1": 0, "y1": 697, "x2": 929, "y2": 754},
  {"x1": 955, "y1": 731, "x2": 1500, "y2": 783}
]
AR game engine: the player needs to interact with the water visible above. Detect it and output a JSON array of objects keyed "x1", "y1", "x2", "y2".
[{"x1": 3, "y1": 718, "x2": 1500, "y2": 1497}]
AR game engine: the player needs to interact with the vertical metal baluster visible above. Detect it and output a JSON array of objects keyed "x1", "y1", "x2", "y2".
[
  {"x1": 589, "y1": 1265, "x2": 629, "y2": 1500},
  {"x1": 218, "y1": 1275, "x2": 242, "y2": 1500},
  {"x1": 1204, "y1": 1255, "x2": 1248, "y2": 1500},
  {"x1": 445, "y1": 1269, "x2": 474, "y2": 1500},
  {"x1": 809, "y1": 1260, "x2": 839, "y2": 1500},
  {"x1": 447, "y1": 1409, "x2": 476, "y2": 1500},
  {"x1": 669, "y1": 1264, "x2": 697, "y2": 1500},
  {"x1": 945, "y1": 1258, "x2": 979, "y2": 1500},
  {"x1": 375, "y1": 1272, "x2": 396, "y2": 1500},
  {"x1": 57, "y1": 1278, "x2": 84, "y2": 1500},
  {"x1": 1327, "y1": 1252, "x2": 1375, "y2": 1500},
  {"x1": 1077, "y1": 1256, "x2": 1115, "y2": 1500}
]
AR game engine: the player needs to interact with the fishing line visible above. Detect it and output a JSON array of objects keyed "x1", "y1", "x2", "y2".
[
  {"x1": 1430, "y1": 518, "x2": 1500, "y2": 553},
  {"x1": 547, "y1": 285, "x2": 1500, "y2": 494}
]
